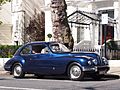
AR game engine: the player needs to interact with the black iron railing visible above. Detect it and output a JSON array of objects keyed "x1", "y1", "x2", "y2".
[{"x1": 73, "y1": 48, "x2": 120, "y2": 60}]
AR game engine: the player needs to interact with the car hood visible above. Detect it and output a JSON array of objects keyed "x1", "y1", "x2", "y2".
[
  {"x1": 71, "y1": 52, "x2": 103, "y2": 65},
  {"x1": 71, "y1": 52, "x2": 99, "y2": 58},
  {"x1": 54, "y1": 52, "x2": 94, "y2": 60},
  {"x1": 71, "y1": 54, "x2": 93, "y2": 59}
]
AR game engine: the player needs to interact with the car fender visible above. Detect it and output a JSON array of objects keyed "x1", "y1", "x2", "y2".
[
  {"x1": 65, "y1": 61, "x2": 82, "y2": 74},
  {"x1": 9, "y1": 56, "x2": 26, "y2": 69},
  {"x1": 66, "y1": 62, "x2": 82, "y2": 74}
]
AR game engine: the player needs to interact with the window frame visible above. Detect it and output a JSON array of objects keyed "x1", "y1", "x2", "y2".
[{"x1": 20, "y1": 45, "x2": 32, "y2": 55}]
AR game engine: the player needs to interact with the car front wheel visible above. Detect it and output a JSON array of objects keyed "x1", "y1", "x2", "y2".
[
  {"x1": 12, "y1": 63, "x2": 25, "y2": 78},
  {"x1": 68, "y1": 63, "x2": 84, "y2": 81}
]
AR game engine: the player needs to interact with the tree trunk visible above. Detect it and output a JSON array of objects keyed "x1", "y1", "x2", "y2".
[{"x1": 51, "y1": 0, "x2": 74, "y2": 50}]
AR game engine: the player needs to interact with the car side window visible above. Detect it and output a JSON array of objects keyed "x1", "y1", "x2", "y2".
[
  {"x1": 50, "y1": 44, "x2": 61, "y2": 52},
  {"x1": 32, "y1": 44, "x2": 49, "y2": 54},
  {"x1": 20, "y1": 45, "x2": 31, "y2": 55}
]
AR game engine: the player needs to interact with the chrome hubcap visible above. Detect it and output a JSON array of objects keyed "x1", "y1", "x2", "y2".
[
  {"x1": 14, "y1": 65, "x2": 22, "y2": 76},
  {"x1": 70, "y1": 65, "x2": 81, "y2": 79}
]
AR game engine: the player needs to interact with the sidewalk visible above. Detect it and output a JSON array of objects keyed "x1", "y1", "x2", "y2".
[
  {"x1": 0, "y1": 67, "x2": 9, "y2": 75},
  {"x1": 108, "y1": 67, "x2": 120, "y2": 75},
  {"x1": 108, "y1": 60, "x2": 120, "y2": 75}
]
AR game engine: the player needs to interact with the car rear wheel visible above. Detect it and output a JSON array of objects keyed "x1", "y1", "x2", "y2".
[
  {"x1": 68, "y1": 63, "x2": 84, "y2": 81},
  {"x1": 12, "y1": 63, "x2": 25, "y2": 78}
]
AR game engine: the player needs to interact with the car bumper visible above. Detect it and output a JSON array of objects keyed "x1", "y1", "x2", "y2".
[
  {"x1": 4, "y1": 64, "x2": 11, "y2": 71},
  {"x1": 82, "y1": 65, "x2": 110, "y2": 74}
]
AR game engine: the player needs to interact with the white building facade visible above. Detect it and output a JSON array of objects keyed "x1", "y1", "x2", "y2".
[
  {"x1": 0, "y1": 2, "x2": 12, "y2": 45},
  {"x1": 45, "y1": 0, "x2": 120, "y2": 48},
  {"x1": 1, "y1": 0, "x2": 120, "y2": 46},
  {"x1": 11, "y1": 0, "x2": 44, "y2": 45}
]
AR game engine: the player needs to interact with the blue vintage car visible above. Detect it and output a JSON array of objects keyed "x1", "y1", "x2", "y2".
[{"x1": 4, "y1": 41, "x2": 109, "y2": 80}]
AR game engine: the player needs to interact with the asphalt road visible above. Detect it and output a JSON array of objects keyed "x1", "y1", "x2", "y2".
[{"x1": 0, "y1": 74, "x2": 120, "y2": 90}]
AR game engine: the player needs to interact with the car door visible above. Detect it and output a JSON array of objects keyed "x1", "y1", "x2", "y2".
[
  {"x1": 30, "y1": 43, "x2": 54, "y2": 74},
  {"x1": 20, "y1": 44, "x2": 35, "y2": 72}
]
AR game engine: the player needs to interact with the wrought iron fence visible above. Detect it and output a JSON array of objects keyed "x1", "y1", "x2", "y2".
[
  {"x1": 73, "y1": 48, "x2": 120, "y2": 60},
  {"x1": 105, "y1": 49, "x2": 120, "y2": 60},
  {"x1": 73, "y1": 48, "x2": 100, "y2": 53}
]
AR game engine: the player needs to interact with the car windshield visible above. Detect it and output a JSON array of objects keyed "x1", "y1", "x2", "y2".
[{"x1": 49, "y1": 43, "x2": 71, "y2": 53}]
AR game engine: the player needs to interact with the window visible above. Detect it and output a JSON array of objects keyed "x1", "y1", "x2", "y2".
[
  {"x1": 50, "y1": 43, "x2": 70, "y2": 53},
  {"x1": 16, "y1": 20, "x2": 18, "y2": 31},
  {"x1": 99, "y1": 9, "x2": 114, "y2": 18},
  {"x1": 20, "y1": 45, "x2": 31, "y2": 55},
  {"x1": 32, "y1": 44, "x2": 49, "y2": 54}
]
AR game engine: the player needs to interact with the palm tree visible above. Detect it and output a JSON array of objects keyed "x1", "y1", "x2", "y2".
[
  {"x1": 0, "y1": 0, "x2": 11, "y2": 5},
  {"x1": 51, "y1": 0, "x2": 74, "y2": 50}
]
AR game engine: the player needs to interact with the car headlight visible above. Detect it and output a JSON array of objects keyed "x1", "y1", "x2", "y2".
[
  {"x1": 88, "y1": 61, "x2": 92, "y2": 65},
  {"x1": 92, "y1": 59, "x2": 98, "y2": 65},
  {"x1": 102, "y1": 57, "x2": 108, "y2": 65}
]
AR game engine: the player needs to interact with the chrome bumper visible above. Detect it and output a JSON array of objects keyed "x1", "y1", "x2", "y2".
[{"x1": 82, "y1": 65, "x2": 110, "y2": 74}]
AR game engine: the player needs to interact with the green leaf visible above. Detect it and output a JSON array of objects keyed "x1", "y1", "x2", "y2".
[{"x1": 47, "y1": 34, "x2": 52, "y2": 38}]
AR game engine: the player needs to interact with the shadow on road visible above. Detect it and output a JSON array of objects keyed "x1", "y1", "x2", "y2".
[
  {"x1": 82, "y1": 74, "x2": 119, "y2": 81},
  {"x1": 20, "y1": 74, "x2": 120, "y2": 81}
]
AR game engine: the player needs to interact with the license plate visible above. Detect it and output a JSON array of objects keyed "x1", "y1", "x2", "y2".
[{"x1": 99, "y1": 71, "x2": 106, "y2": 74}]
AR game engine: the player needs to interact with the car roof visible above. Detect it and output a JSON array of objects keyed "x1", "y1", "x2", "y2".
[
  {"x1": 14, "y1": 41, "x2": 57, "y2": 55},
  {"x1": 25, "y1": 41, "x2": 57, "y2": 45}
]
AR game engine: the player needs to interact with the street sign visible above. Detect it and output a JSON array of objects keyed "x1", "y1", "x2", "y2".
[{"x1": 101, "y1": 13, "x2": 108, "y2": 24}]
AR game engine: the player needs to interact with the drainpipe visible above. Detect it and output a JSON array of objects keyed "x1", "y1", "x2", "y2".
[{"x1": 98, "y1": 12, "x2": 101, "y2": 45}]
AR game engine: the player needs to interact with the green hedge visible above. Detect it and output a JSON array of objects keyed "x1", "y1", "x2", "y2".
[
  {"x1": 0, "y1": 45, "x2": 21, "y2": 58},
  {"x1": 106, "y1": 40, "x2": 120, "y2": 50}
]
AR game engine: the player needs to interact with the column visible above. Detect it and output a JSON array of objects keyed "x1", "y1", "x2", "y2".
[
  {"x1": 118, "y1": 0, "x2": 120, "y2": 40},
  {"x1": 114, "y1": 1, "x2": 120, "y2": 40},
  {"x1": 45, "y1": 0, "x2": 53, "y2": 41},
  {"x1": 88, "y1": 2, "x2": 97, "y2": 46}
]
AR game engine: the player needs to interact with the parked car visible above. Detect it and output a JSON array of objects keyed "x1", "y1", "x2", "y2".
[{"x1": 4, "y1": 41, "x2": 109, "y2": 80}]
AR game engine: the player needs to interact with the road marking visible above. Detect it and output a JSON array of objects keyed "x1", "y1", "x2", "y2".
[{"x1": 0, "y1": 86, "x2": 45, "y2": 90}]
